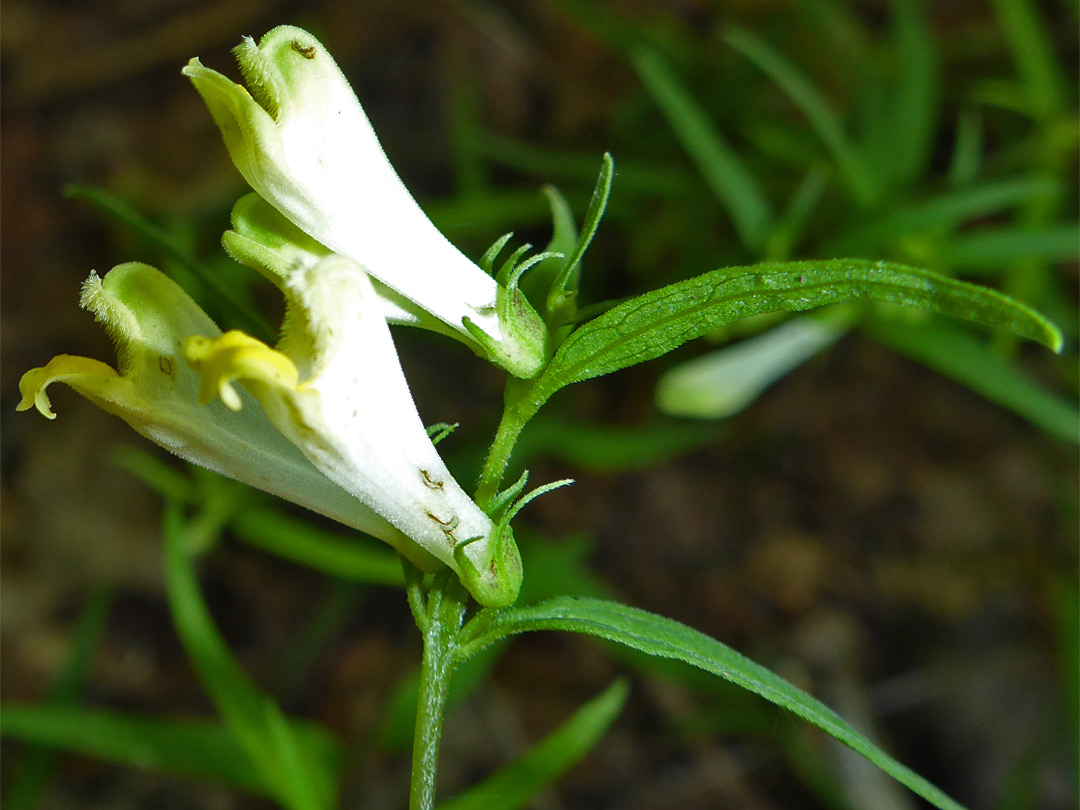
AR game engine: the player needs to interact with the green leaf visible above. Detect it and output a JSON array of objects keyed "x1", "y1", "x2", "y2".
[
  {"x1": 868, "y1": 316, "x2": 1079, "y2": 444},
  {"x1": 947, "y1": 110, "x2": 983, "y2": 187},
  {"x1": 513, "y1": 414, "x2": 721, "y2": 472},
  {"x1": 631, "y1": 47, "x2": 772, "y2": 250},
  {"x1": 521, "y1": 259, "x2": 1062, "y2": 422},
  {"x1": 546, "y1": 154, "x2": 615, "y2": 327},
  {"x1": 1, "y1": 705, "x2": 270, "y2": 797},
  {"x1": 520, "y1": 186, "x2": 578, "y2": 311},
  {"x1": 721, "y1": 26, "x2": 878, "y2": 206},
  {"x1": 459, "y1": 597, "x2": 968, "y2": 810},
  {"x1": 764, "y1": 165, "x2": 829, "y2": 261},
  {"x1": 832, "y1": 177, "x2": 1058, "y2": 254},
  {"x1": 163, "y1": 504, "x2": 342, "y2": 810},
  {"x1": 109, "y1": 446, "x2": 198, "y2": 503},
  {"x1": 476, "y1": 132, "x2": 693, "y2": 197},
  {"x1": 882, "y1": 0, "x2": 939, "y2": 188},
  {"x1": 437, "y1": 680, "x2": 629, "y2": 810},
  {"x1": 988, "y1": 0, "x2": 1066, "y2": 121},
  {"x1": 938, "y1": 225, "x2": 1080, "y2": 272},
  {"x1": 230, "y1": 506, "x2": 405, "y2": 587}
]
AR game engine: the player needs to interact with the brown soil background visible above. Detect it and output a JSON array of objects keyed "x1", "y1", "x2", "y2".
[{"x1": 2, "y1": 2, "x2": 1077, "y2": 808}]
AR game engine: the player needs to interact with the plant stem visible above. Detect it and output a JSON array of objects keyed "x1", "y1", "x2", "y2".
[
  {"x1": 409, "y1": 375, "x2": 538, "y2": 805},
  {"x1": 475, "y1": 381, "x2": 535, "y2": 509},
  {"x1": 408, "y1": 572, "x2": 466, "y2": 810}
]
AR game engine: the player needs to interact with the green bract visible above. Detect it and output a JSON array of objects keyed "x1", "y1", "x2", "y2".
[{"x1": 183, "y1": 25, "x2": 547, "y2": 379}]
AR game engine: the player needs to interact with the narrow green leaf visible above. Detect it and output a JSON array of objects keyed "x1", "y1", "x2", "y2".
[
  {"x1": 460, "y1": 597, "x2": 967, "y2": 810},
  {"x1": 230, "y1": 507, "x2": 405, "y2": 587},
  {"x1": 513, "y1": 414, "x2": 721, "y2": 473},
  {"x1": 764, "y1": 165, "x2": 829, "y2": 261},
  {"x1": 884, "y1": 0, "x2": 939, "y2": 187},
  {"x1": 108, "y1": 446, "x2": 197, "y2": 503},
  {"x1": 721, "y1": 26, "x2": 878, "y2": 206},
  {"x1": 1, "y1": 705, "x2": 269, "y2": 796},
  {"x1": 64, "y1": 183, "x2": 275, "y2": 344},
  {"x1": 868, "y1": 316, "x2": 1079, "y2": 444},
  {"x1": 476, "y1": 132, "x2": 693, "y2": 196},
  {"x1": 437, "y1": 680, "x2": 629, "y2": 810},
  {"x1": 632, "y1": 47, "x2": 772, "y2": 250},
  {"x1": 4, "y1": 589, "x2": 112, "y2": 810},
  {"x1": 521, "y1": 186, "x2": 578, "y2": 310},
  {"x1": 522, "y1": 259, "x2": 1062, "y2": 421},
  {"x1": 829, "y1": 177, "x2": 1060, "y2": 256},
  {"x1": 947, "y1": 110, "x2": 983, "y2": 187},
  {"x1": 163, "y1": 505, "x2": 342, "y2": 810},
  {"x1": 939, "y1": 225, "x2": 1080, "y2": 271},
  {"x1": 546, "y1": 154, "x2": 615, "y2": 326},
  {"x1": 988, "y1": 0, "x2": 1066, "y2": 121}
]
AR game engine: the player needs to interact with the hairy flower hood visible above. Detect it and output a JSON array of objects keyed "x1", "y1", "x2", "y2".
[
  {"x1": 183, "y1": 25, "x2": 547, "y2": 378},
  {"x1": 19, "y1": 260, "x2": 522, "y2": 607}
]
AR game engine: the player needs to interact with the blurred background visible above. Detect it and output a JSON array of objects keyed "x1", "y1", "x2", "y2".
[{"x1": 2, "y1": 1, "x2": 1077, "y2": 808}]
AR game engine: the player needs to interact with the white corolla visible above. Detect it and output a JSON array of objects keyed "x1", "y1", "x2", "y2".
[
  {"x1": 19, "y1": 257, "x2": 522, "y2": 606},
  {"x1": 183, "y1": 25, "x2": 547, "y2": 378}
]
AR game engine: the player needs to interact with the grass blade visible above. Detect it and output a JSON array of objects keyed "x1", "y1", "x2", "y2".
[
  {"x1": 940, "y1": 225, "x2": 1080, "y2": 272},
  {"x1": 884, "y1": 0, "x2": 939, "y2": 186},
  {"x1": 869, "y1": 316, "x2": 1079, "y2": 443},
  {"x1": 230, "y1": 507, "x2": 405, "y2": 587},
  {"x1": 1, "y1": 705, "x2": 269, "y2": 797},
  {"x1": 437, "y1": 680, "x2": 629, "y2": 810},
  {"x1": 721, "y1": 25, "x2": 878, "y2": 206},
  {"x1": 163, "y1": 504, "x2": 341, "y2": 810},
  {"x1": 631, "y1": 46, "x2": 773, "y2": 250},
  {"x1": 988, "y1": 0, "x2": 1066, "y2": 120}
]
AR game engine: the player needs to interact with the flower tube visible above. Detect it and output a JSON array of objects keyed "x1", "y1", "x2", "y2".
[{"x1": 184, "y1": 26, "x2": 547, "y2": 378}]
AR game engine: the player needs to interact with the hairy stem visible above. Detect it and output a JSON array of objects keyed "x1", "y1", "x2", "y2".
[
  {"x1": 475, "y1": 380, "x2": 535, "y2": 510},
  {"x1": 408, "y1": 572, "x2": 466, "y2": 810}
]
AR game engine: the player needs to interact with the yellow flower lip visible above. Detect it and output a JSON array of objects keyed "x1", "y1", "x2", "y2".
[
  {"x1": 18, "y1": 355, "x2": 122, "y2": 420},
  {"x1": 184, "y1": 331, "x2": 300, "y2": 410}
]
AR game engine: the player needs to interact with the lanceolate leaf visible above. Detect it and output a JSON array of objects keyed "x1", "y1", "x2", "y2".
[
  {"x1": 520, "y1": 259, "x2": 1061, "y2": 420},
  {"x1": 459, "y1": 597, "x2": 968, "y2": 810}
]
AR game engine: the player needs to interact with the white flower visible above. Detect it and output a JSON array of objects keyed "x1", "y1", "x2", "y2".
[
  {"x1": 183, "y1": 25, "x2": 547, "y2": 378},
  {"x1": 19, "y1": 259, "x2": 522, "y2": 606}
]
